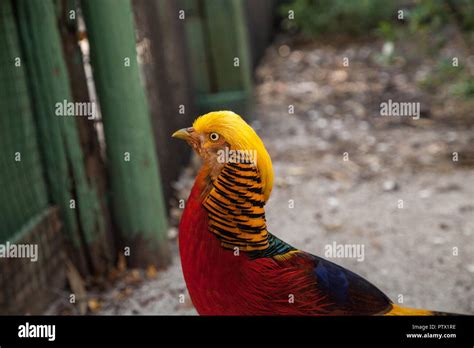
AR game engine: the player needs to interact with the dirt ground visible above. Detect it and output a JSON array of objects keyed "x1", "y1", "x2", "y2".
[{"x1": 49, "y1": 36, "x2": 474, "y2": 315}]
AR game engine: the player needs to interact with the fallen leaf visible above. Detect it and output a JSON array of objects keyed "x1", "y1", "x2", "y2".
[
  {"x1": 88, "y1": 298, "x2": 101, "y2": 312},
  {"x1": 146, "y1": 265, "x2": 158, "y2": 279},
  {"x1": 117, "y1": 253, "x2": 127, "y2": 273},
  {"x1": 124, "y1": 269, "x2": 143, "y2": 285}
]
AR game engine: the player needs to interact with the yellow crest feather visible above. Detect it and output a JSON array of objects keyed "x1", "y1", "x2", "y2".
[{"x1": 193, "y1": 111, "x2": 274, "y2": 201}]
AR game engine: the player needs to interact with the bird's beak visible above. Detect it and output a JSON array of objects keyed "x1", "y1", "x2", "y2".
[{"x1": 172, "y1": 127, "x2": 194, "y2": 140}]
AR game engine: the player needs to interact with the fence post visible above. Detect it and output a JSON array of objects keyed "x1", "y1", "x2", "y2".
[
  {"x1": 183, "y1": 0, "x2": 253, "y2": 116},
  {"x1": 15, "y1": 0, "x2": 113, "y2": 276},
  {"x1": 58, "y1": 0, "x2": 116, "y2": 275},
  {"x1": 81, "y1": 0, "x2": 170, "y2": 268},
  {"x1": 132, "y1": 0, "x2": 195, "y2": 209}
]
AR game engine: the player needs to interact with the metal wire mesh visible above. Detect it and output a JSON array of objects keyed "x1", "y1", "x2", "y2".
[{"x1": 0, "y1": 0, "x2": 50, "y2": 242}]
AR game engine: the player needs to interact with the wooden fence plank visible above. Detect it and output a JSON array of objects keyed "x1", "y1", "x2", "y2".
[{"x1": 82, "y1": 0, "x2": 170, "y2": 268}]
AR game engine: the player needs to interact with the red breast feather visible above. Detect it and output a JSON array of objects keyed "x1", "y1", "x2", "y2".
[{"x1": 179, "y1": 171, "x2": 332, "y2": 315}]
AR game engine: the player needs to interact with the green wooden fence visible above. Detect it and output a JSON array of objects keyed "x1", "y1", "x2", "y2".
[
  {"x1": 0, "y1": 0, "x2": 65, "y2": 315},
  {"x1": 82, "y1": 0, "x2": 170, "y2": 267},
  {"x1": 0, "y1": 0, "x2": 50, "y2": 240},
  {"x1": 0, "y1": 0, "x2": 170, "y2": 313},
  {"x1": 15, "y1": 0, "x2": 113, "y2": 275},
  {"x1": 182, "y1": 0, "x2": 253, "y2": 116}
]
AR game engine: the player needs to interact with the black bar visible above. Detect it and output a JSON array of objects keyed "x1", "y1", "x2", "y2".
[{"x1": 0, "y1": 315, "x2": 473, "y2": 345}]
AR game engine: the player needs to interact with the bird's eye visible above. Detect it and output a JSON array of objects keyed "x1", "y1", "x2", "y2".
[{"x1": 209, "y1": 132, "x2": 220, "y2": 142}]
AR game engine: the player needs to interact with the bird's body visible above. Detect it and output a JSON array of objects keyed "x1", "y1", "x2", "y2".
[{"x1": 174, "y1": 111, "x2": 456, "y2": 316}]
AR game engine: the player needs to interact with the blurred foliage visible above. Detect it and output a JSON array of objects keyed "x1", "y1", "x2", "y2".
[
  {"x1": 419, "y1": 58, "x2": 474, "y2": 99},
  {"x1": 418, "y1": 58, "x2": 462, "y2": 90},
  {"x1": 407, "y1": 0, "x2": 474, "y2": 32},
  {"x1": 456, "y1": 0, "x2": 474, "y2": 31},
  {"x1": 279, "y1": 0, "x2": 474, "y2": 37},
  {"x1": 453, "y1": 79, "x2": 474, "y2": 98},
  {"x1": 279, "y1": 0, "x2": 397, "y2": 37},
  {"x1": 376, "y1": 20, "x2": 399, "y2": 42},
  {"x1": 405, "y1": 1, "x2": 474, "y2": 100},
  {"x1": 407, "y1": 0, "x2": 449, "y2": 33}
]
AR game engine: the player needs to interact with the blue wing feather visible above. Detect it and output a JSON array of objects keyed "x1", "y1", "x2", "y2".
[{"x1": 312, "y1": 255, "x2": 391, "y2": 314}]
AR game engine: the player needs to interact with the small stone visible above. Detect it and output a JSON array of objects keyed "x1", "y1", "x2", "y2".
[
  {"x1": 278, "y1": 45, "x2": 290, "y2": 58},
  {"x1": 324, "y1": 105, "x2": 336, "y2": 116},
  {"x1": 167, "y1": 227, "x2": 178, "y2": 239},
  {"x1": 367, "y1": 136, "x2": 376, "y2": 146},
  {"x1": 382, "y1": 41, "x2": 394, "y2": 57},
  {"x1": 358, "y1": 121, "x2": 370, "y2": 131},
  {"x1": 327, "y1": 197, "x2": 339, "y2": 213},
  {"x1": 340, "y1": 131, "x2": 351, "y2": 141},
  {"x1": 419, "y1": 189, "x2": 432, "y2": 199},
  {"x1": 376, "y1": 142, "x2": 389, "y2": 152},
  {"x1": 446, "y1": 131, "x2": 457, "y2": 143},
  {"x1": 439, "y1": 222, "x2": 449, "y2": 230},
  {"x1": 308, "y1": 110, "x2": 321, "y2": 121},
  {"x1": 329, "y1": 70, "x2": 348, "y2": 83},
  {"x1": 316, "y1": 140, "x2": 329, "y2": 151},
  {"x1": 331, "y1": 119, "x2": 343, "y2": 130},
  {"x1": 315, "y1": 118, "x2": 328, "y2": 129},
  {"x1": 328, "y1": 197, "x2": 339, "y2": 207},
  {"x1": 459, "y1": 204, "x2": 474, "y2": 213},
  {"x1": 431, "y1": 236, "x2": 445, "y2": 245},
  {"x1": 383, "y1": 180, "x2": 399, "y2": 192},
  {"x1": 321, "y1": 222, "x2": 342, "y2": 232},
  {"x1": 288, "y1": 166, "x2": 306, "y2": 176},
  {"x1": 437, "y1": 183, "x2": 461, "y2": 193}
]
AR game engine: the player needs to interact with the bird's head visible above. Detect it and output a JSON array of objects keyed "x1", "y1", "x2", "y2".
[{"x1": 172, "y1": 111, "x2": 274, "y2": 201}]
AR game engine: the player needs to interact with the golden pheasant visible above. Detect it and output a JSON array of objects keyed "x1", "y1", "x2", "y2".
[{"x1": 173, "y1": 110, "x2": 458, "y2": 316}]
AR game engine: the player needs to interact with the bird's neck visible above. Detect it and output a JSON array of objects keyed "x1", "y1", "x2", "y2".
[
  {"x1": 178, "y1": 164, "x2": 232, "y2": 258},
  {"x1": 178, "y1": 165, "x2": 246, "y2": 314}
]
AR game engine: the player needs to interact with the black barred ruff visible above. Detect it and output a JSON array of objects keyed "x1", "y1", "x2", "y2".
[{"x1": 203, "y1": 161, "x2": 295, "y2": 258}]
